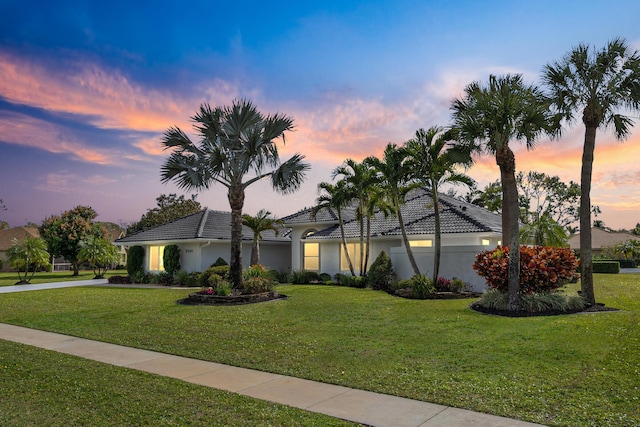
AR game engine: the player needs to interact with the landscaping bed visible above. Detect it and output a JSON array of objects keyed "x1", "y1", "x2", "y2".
[{"x1": 178, "y1": 290, "x2": 287, "y2": 306}]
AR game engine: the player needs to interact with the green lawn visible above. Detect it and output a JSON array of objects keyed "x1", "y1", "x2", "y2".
[
  {"x1": 0, "y1": 269, "x2": 127, "y2": 287},
  {"x1": 1, "y1": 275, "x2": 638, "y2": 426}
]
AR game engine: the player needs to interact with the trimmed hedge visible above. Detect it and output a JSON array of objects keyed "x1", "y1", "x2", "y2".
[
  {"x1": 126, "y1": 246, "x2": 145, "y2": 278},
  {"x1": 616, "y1": 259, "x2": 636, "y2": 269},
  {"x1": 593, "y1": 261, "x2": 620, "y2": 274},
  {"x1": 163, "y1": 245, "x2": 181, "y2": 275}
]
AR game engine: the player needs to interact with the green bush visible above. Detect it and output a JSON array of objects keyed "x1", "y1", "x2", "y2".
[
  {"x1": 616, "y1": 259, "x2": 636, "y2": 268},
  {"x1": 367, "y1": 251, "x2": 396, "y2": 291},
  {"x1": 174, "y1": 270, "x2": 199, "y2": 287},
  {"x1": 289, "y1": 270, "x2": 321, "y2": 284},
  {"x1": 410, "y1": 275, "x2": 435, "y2": 299},
  {"x1": 319, "y1": 272, "x2": 332, "y2": 282},
  {"x1": 333, "y1": 273, "x2": 366, "y2": 288},
  {"x1": 130, "y1": 270, "x2": 147, "y2": 284},
  {"x1": 477, "y1": 289, "x2": 587, "y2": 313},
  {"x1": 126, "y1": 246, "x2": 145, "y2": 278},
  {"x1": 212, "y1": 257, "x2": 228, "y2": 267},
  {"x1": 214, "y1": 280, "x2": 232, "y2": 296},
  {"x1": 199, "y1": 265, "x2": 231, "y2": 287},
  {"x1": 242, "y1": 276, "x2": 275, "y2": 294},
  {"x1": 147, "y1": 271, "x2": 173, "y2": 285},
  {"x1": 593, "y1": 261, "x2": 620, "y2": 274},
  {"x1": 163, "y1": 245, "x2": 181, "y2": 275},
  {"x1": 272, "y1": 270, "x2": 290, "y2": 283}
]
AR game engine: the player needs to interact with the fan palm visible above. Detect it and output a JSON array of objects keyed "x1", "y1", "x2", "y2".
[
  {"x1": 451, "y1": 74, "x2": 556, "y2": 311},
  {"x1": 405, "y1": 127, "x2": 475, "y2": 282},
  {"x1": 242, "y1": 209, "x2": 284, "y2": 266},
  {"x1": 543, "y1": 38, "x2": 640, "y2": 305},
  {"x1": 161, "y1": 99, "x2": 309, "y2": 288},
  {"x1": 365, "y1": 143, "x2": 421, "y2": 276}
]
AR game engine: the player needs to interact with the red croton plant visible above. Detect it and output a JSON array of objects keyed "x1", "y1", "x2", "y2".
[{"x1": 473, "y1": 246, "x2": 579, "y2": 294}]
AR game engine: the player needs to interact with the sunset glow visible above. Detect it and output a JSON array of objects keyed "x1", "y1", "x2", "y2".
[{"x1": 1, "y1": 1, "x2": 640, "y2": 229}]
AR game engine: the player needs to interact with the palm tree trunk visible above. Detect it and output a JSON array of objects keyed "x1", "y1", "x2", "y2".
[
  {"x1": 250, "y1": 237, "x2": 259, "y2": 265},
  {"x1": 396, "y1": 193, "x2": 421, "y2": 276},
  {"x1": 432, "y1": 185, "x2": 441, "y2": 283},
  {"x1": 338, "y1": 209, "x2": 356, "y2": 276},
  {"x1": 497, "y1": 146, "x2": 521, "y2": 311},
  {"x1": 580, "y1": 125, "x2": 597, "y2": 305},
  {"x1": 359, "y1": 201, "x2": 365, "y2": 276},
  {"x1": 363, "y1": 214, "x2": 371, "y2": 276},
  {"x1": 228, "y1": 185, "x2": 245, "y2": 289}
]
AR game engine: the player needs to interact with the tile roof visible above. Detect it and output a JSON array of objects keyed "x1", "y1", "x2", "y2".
[
  {"x1": 115, "y1": 209, "x2": 289, "y2": 244},
  {"x1": 568, "y1": 227, "x2": 640, "y2": 250},
  {"x1": 285, "y1": 188, "x2": 502, "y2": 240},
  {"x1": 0, "y1": 227, "x2": 40, "y2": 251}
]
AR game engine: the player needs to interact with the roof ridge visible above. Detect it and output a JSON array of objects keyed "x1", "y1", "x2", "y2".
[{"x1": 196, "y1": 208, "x2": 210, "y2": 238}]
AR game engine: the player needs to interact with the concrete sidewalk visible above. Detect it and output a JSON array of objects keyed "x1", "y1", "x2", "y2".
[
  {"x1": 0, "y1": 323, "x2": 545, "y2": 427},
  {"x1": 0, "y1": 278, "x2": 109, "y2": 293}
]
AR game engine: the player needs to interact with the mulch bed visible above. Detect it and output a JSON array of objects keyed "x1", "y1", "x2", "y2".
[
  {"x1": 178, "y1": 290, "x2": 287, "y2": 306},
  {"x1": 470, "y1": 302, "x2": 620, "y2": 317}
]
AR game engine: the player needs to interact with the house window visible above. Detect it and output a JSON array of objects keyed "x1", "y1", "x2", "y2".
[
  {"x1": 341, "y1": 243, "x2": 366, "y2": 271},
  {"x1": 409, "y1": 240, "x2": 433, "y2": 247},
  {"x1": 303, "y1": 243, "x2": 319, "y2": 271},
  {"x1": 149, "y1": 246, "x2": 165, "y2": 271},
  {"x1": 482, "y1": 239, "x2": 491, "y2": 246}
]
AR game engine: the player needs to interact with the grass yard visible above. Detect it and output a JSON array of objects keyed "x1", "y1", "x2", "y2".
[
  {"x1": 0, "y1": 270, "x2": 127, "y2": 287},
  {"x1": 0, "y1": 274, "x2": 638, "y2": 426}
]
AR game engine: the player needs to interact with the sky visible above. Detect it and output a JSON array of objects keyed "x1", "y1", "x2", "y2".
[{"x1": 2, "y1": 0, "x2": 640, "y2": 230}]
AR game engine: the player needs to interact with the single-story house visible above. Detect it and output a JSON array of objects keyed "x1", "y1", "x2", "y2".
[
  {"x1": 568, "y1": 227, "x2": 640, "y2": 257},
  {"x1": 281, "y1": 188, "x2": 502, "y2": 292},
  {"x1": 114, "y1": 209, "x2": 291, "y2": 273},
  {"x1": 0, "y1": 226, "x2": 40, "y2": 271}
]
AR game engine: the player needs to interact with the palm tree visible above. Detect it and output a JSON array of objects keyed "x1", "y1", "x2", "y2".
[
  {"x1": 451, "y1": 74, "x2": 556, "y2": 311},
  {"x1": 543, "y1": 38, "x2": 640, "y2": 306},
  {"x1": 519, "y1": 213, "x2": 568, "y2": 247},
  {"x1": 161, "y1": 99, "x2": 310, "y2": 288},
  {"x1": 332, "y1": 159, "x2": 378, "y2": 276},
  {"x1": 242, "y1": 209, "x2": 284, "y2": 266},
  {"x1": 7, "y1": 237, "x2": 50, "y2": 284},
  {"x1": 405, "y1": 127, "x2": 475, "y2": 283},
  {"x1": 365, "y1": 143, "x2": 422, "y2": 276},
  {"x1": 312, "y1": 180, "x2": 355, "y2": 276}
]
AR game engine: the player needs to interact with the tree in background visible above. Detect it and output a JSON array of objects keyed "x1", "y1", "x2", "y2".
[
  {"x1": 519, "y1": 213, "x2": 569, "y2": 247},
  {"x1": 451, "y1": 74, "x2": 557, "y2": 311},
  {"x1": 127, "y1": 194, "x2": 201, "y2": 234},
  {"x1": 543, "y1": 38, "x2": 640, "y2": 305},
  {"x1": 242, "y1": 209, "x2": 284, "y2": 266},
  {"x1": 78, "y1": 235, "x2": 120, "y2": 279},
  {"x1": 0, "y1": 199, "x2": 7, "y2": 230},
  {"x1": 39, "y1": 206, "x2": 106, "y2": 276},
  {"x1": 7, "y1": 236, "x2": 50, "y2": 284},
  {"x1": 405, "y1": 126, "x2": 474, "y2": 283},
  {"x1": 160, "y1": 99, "x2": 309, "y2": 289}
]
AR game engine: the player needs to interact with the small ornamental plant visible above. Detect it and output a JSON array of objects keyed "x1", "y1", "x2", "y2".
[{"x1": 473, "y1": 245, "x2": 579, "y2": 294}]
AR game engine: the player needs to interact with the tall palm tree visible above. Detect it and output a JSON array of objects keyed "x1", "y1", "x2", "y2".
[
  {"x1": 312, "y1": 180, "x2": 355, "y2": 276},
  {"x1": 365, "y1": 143, "x2": 421, "y2": 276},
  {"x1": 451, "y1": 74, "x2": 556, "y2": 311},
  {"x1": 161, "y1": 99, "x2": 310, "y2": 288},
  {"x1": 543, "y1": 38, "x2": 640, "y2": 306},
  {"x1": 405, "y1": 127, "x2": 475, "y2": 283},
  {"x1": 242, "y1": 209, "x2": 284, "y2": 266},
  {"x1": 332, "y1": 159, "x2": 378, "y2": 276}
]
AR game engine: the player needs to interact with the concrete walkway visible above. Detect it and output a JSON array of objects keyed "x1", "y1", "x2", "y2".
[{"x1": 0, "y1": 281, "x2": 545, "y2": 426}]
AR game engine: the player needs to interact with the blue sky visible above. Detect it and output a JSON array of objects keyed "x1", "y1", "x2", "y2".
[{"x1": 2, "y1": 0, "x2": 640, "y2": 229}]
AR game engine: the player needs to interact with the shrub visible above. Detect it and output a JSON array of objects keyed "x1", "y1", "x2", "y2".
[
  {"x1": 434, "y1": 277, "x2": 451, "y2": 292},
  {"x1": 473, "y1": 245, "x2": 579, "y2": 294},
  {"x1": 243, "y1": 264, "x2": 273, "y2": 280},
  {"x1": 107, "y1": 275, "x2": 131, "y2": 284},
  {"x1": 130, "y1": 270, "x2": 147, "y2": 284},
  {"x1": 367, "y1": 251, "x2": 397, "y2": 291},
  {"x1": 410, "y1": 275, "x2": 435, "y2": 299},
  {"x1": 215, "y1": 280, "x2": 232, "y2": 296},
  {"x1": 126, "y1": 246, "x2": 145, "y2": 278},
  {"x1": 163, "y1": 245, "x2": 181, "y2": 276},
  {"x1": 289, "y1": 270, "x2": 321, "y2": 284},
  {"x1": 242, "y1": 276, "x2": 275, "y2": 294},
  {"x1": 593, "y1": 261, "x2": 620, "y2": 274},
  {"x1": 147, "y1": 271, "x2": 173, "y2": 285},
  {"x1": 477, "y1": 289, "x2": 586, "y2": 313},
  {"x1": 333, "y1": 273, "x2": 366, "y2": 288},
  {"x1": 389, "y1": 278, "x2": 412, "y2": 293},
  {"x1": 199, "y1": 265, "x2": 231, "y2": 287},
  {"x1": 319, "y1": 272, "x2": 332, "y2": 282},
  {"x1": 273, "y1": 270, "x2": 290, "y2": 283},
  {"x1": 212, "y1": 257, "x2": 228, "y2": 267},
  {"x1": 174, "y1": 270, "x2": 199, "y2": 287}
]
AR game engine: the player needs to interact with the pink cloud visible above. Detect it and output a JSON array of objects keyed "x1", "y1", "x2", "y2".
[{"x1": 0, "y1": 112, "x2": 115, "y2": 164}]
